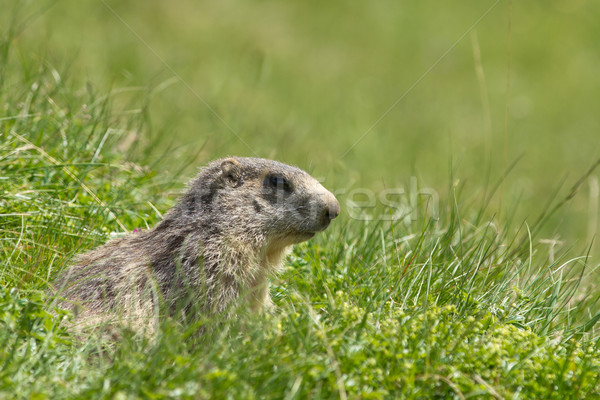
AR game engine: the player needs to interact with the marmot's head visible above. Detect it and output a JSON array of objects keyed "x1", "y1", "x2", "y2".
[{"x1": 183, "y1": 157, "x2": 339, "y2": 246}]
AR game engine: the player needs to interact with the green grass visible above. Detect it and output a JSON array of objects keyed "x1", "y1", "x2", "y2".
[
  {"x1": 3, "y1": 2, "x2": 600, "y2": 399},
  {"x1": 2, "y1": 56, "x2": 600, "y2": 400},
  {"x1": 8, "y1": 0, "x2": 598, "y2": 258}
]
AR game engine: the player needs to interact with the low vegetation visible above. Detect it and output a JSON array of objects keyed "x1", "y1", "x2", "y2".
[{"x1": 2, "y1": 48, "x2": 600, "y2": 399}]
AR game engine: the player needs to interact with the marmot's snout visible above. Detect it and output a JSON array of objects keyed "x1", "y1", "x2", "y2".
[{"x1": 318, "y1": 191, "x2": 340, "y2": 230}]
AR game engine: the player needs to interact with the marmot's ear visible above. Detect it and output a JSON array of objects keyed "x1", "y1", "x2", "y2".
[{"x1": 220, "y1": 158, "x2": 241, "y2": 186}]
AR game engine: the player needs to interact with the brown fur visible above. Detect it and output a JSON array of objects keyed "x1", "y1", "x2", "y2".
[{"x1": 53, "y1": 157, "x2": 339, "y2": 333}]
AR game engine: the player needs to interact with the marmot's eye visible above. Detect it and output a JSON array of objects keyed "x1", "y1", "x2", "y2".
[{"x1": 266, "y1": 175, "x2": 292, "y2": 192}]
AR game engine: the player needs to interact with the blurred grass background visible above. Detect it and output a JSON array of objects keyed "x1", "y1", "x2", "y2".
[{"x1": 3, "y1": 0, "x2": 600, "y2": 257}]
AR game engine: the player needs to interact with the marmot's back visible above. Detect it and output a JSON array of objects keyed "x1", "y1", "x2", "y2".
[{"x1": 53, "y1": 157, "x2": 339, "y2": 332}]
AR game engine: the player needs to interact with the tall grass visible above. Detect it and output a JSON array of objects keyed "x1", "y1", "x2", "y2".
[{"x1": 2, "y1": 19, "x2": 600, "y2": 400}]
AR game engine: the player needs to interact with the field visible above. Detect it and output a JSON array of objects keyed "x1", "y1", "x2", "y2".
[{"x1": 2, "y1": 1, "x2": 600, "y2": 398}]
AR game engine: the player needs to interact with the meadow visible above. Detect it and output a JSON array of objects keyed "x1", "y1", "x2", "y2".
[{"x1": 2, "y1": 1, "x2": 600, "y2": 398}]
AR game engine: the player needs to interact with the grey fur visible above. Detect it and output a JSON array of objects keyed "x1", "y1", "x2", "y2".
[{"x1": 53, "y1": 157, "x2": 339, "y2": 333}]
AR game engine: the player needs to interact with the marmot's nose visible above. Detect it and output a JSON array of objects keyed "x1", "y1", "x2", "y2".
[
  {"x1": 326, "y1": 197, "x2": 340, "y2": 221},
  {"x1": 315, "y1": 189, "x2": 340, "y2": 230}
]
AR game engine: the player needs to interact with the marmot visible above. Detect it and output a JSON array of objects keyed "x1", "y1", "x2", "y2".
[{"x1": 53, "y1": 157, "x2": 339, "y2": 333}]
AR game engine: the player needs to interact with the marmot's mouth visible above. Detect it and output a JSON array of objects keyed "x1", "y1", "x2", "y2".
[
  {"x1": 299, "y1": 221, "x2": 331, "y2": 238},
  {"x1": 272, "y1": 231, "x2": 316, "y2": 246},
  {"x1": 298, "y1": 231, "x2": 317, "y2": 240},
  {"x1": 289, "y1": 231, "x2": 316, "y2": 243}
]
